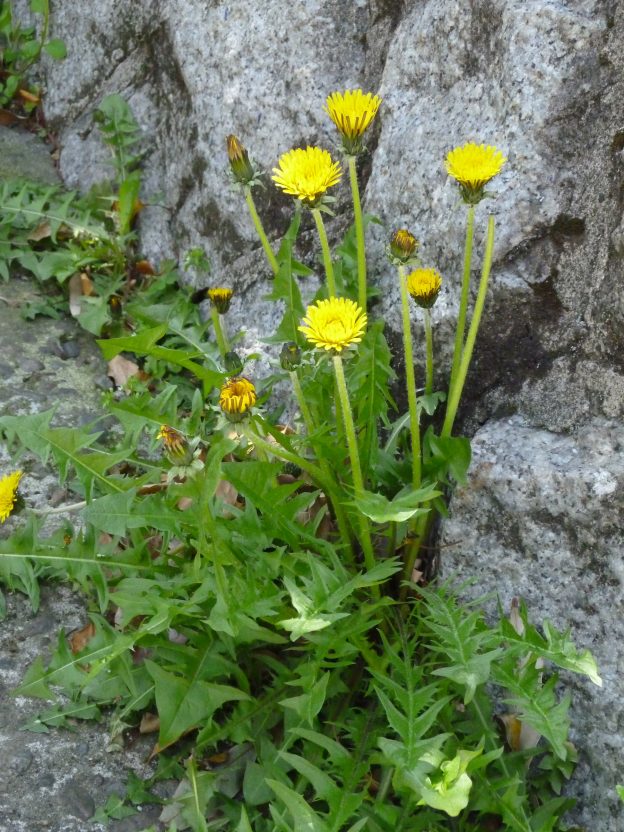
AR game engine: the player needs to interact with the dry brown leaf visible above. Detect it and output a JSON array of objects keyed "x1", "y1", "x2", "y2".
[
  {"x1": 138, "y1": 482, "x2": 167, "y2": 496},
  {"x1": 215, "y1": 479, "x2": 240, "y2": 518},
  {"x1": 68, "y1": 273, "x2": 82, "y2": 318},
  {"x1": 135, "y1": 259, "x2": 156, "y2": 275},
  {"x1": 139, "y1": 712, "x2": 160, "y2": 734},
  {"x1": 18, "y1": 88, "x2": 40, "y2": 105},
  {"x1": 499, "y1": 713, "x2": 541, "y2": 752},
  {"x1": 27, "y1": 221, "x2": 51, "y2": 242},
  {"x1": 69, "y1": 621, "x2": 96, "y2": 654},
  {"x1": 80, "y1": 272, "x2": 95, "y2": 296},
  {"x1": 0, "y1": 109, "x2": 20, "y2": 127},
  {"x1": 177, "y1": 496, "x2": 194, "y2": 511},
  {"x1": 107, "y1": 354, "x2": 140, "y2": 388}
]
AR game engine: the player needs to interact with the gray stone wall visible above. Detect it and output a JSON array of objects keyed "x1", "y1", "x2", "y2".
[{"x1": 13, "y1": 0, "x2": 624, "y2": 826}]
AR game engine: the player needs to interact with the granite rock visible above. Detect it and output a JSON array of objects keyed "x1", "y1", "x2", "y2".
[{"x1": 441, "y1": 416, "x2": 624, "y2": 830}]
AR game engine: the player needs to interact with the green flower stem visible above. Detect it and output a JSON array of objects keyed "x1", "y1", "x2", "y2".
[
  {"x1": 210, "y1": 306, "x2": 229, "y2": 357},
  {"x1": 424, "y1": 308, "x2": 434, "y2": 396},
  {"x1": 399, "y1": 507, "x2": 431, "y2": 598},
  {"x1": 244, "y1": 186, "x2": 279, "y2": 276},
  {"x1": 397, "y1": 265, "x2": 421, "y2": 490},
  {"x1": 312, "y1": 208, "x2": 337, "y2": 297},
  {"x1": 448, "y1": 203, "x2": 475, "y2": 401},
  {"x1": 348, "y1": 155, "x2": 367, "y2": 310},
  {"x1": 442, "y1": 214, "x2": 495, "y2": 437},
  {"x1": 290, "y1": 370, "x2": 355, "y2": 561},
  {"x1": 332, "y1": 355, "x2": 377, "y2": 579}
]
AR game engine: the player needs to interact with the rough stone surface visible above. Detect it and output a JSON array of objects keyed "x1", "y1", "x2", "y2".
[
  {"x1": 4, "y1": 0, "x2": 624, "y2": 827},
  {"x1": 0, "y1": 587, "x2": 163, "y2": 832},
  {"x1": 441, "y1": 416, "x2": 624, "y2": 830}
]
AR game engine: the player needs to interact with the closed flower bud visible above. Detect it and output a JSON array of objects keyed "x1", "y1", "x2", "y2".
[
  {"x1": 389, "y1": 229, "x2": 419, "y2": 264},
  {"x1": 208, "y1": 287, "x2": 233, "y2": 314},
  {"x1": 108, "y1": 293, "x2": 123, "y2": 319},
  {"x1": 224, "y1": 350, "x2": 244, "y2": 375},
  {"x1": 280, "y1": 341, "x2": 302, "y2": 371},
  {"x1": 226, "y1": 135, "x2": 256, "y2": 185},
  {"x1": 157, "y1": 425, "x2": 194, "y2": 466}
]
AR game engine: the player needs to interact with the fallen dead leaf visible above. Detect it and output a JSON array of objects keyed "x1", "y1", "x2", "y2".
[
  {"x1": 107, "y1": 354, "x2": 140, "y2": 388},
  {"x1": 135, "y1": 259, "x2": 156, "y2": 275},
  {"x1": 18, "y1": 88, "x2": 40, "y2": 105},
  {"x1": 499, "y1": 713, "x2": 541, "y2": 752},
  {"x1": 69, "y1": 621, "x2": 96, "y2": 654},
  {"x1": 27, "y1": 221, "x2": 51, "y2": 242},
  {"x1": 80, "y1": 272, "x2": 95, "y2": 296},
  {"x1": 68, "y1": 273, "x2": 83, "y2": 318},
  {"x1": 139, "y1": 712, "x2": 160, "y2": 734},
  {"x1": 177, "y1": 496, "x2": 194, "y2": 511}
]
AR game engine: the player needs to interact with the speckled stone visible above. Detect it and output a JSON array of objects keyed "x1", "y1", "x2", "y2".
[{"x1": 441, "y1": 416, "x2": 624, "y2": 831}]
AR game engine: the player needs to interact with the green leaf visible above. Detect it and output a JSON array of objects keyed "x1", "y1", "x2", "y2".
[
  {"x1": 267, "y1": 779, "x2": 329, "y2": 832},
  {"x1": 499, "y1": 609, "x2": 602, "y2": 687},
  {"x1": 43, "y1": 38, "x2": 67, "y2": 59},
  {"x1": 424, "y1": 430, "x2": 472, "y2": 485},
  {"x1": 145, "y1": 659, "x2": 249, "y2": 750},
  {"x1": 351, "y1": 483, "x2": 440, "y2": 523},
  {"x1": 30, "y1": 0, "x2": 48, "y2": 14},
  {"x1": 350, "y1": 321, "x2": 396, "y2": 475},
  {"x1": 280, "y1": 673, "x2": 329, "y2": 725},
  {"x1": 279, "y1": 751, "x2": 338, "y2": 801}
]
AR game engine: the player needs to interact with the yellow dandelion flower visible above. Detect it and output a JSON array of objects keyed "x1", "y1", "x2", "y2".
[
  {"x1": 272, "y1": 146, "x2": 342, "y2": 207},
  {"x1": 208, "y1": 287, "x2": 233, "y2": 314},
  {"x1": 0, "y1": 470, "x2": 22, "y2": 523},
  {"x1": 445, "y1": 142, "x2": 507, "y2": 203},
  {"x1": 219, "y1": 377, "x2": 257, "y2": 420},
  {"x1": 407, "y1": 268, "x2": 443, "y2": 309},
  {"x1": 298, "y1": 297, "x2": 367, "y2": 353},
  {"x1": 325, "y1": 89, "x2": 381, "y2": 154}
]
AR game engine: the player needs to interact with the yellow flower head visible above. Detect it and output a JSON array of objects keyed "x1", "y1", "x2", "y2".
[
  {"x1": 445, "y1": 142, "x2": 507, "y2": 204},
  {"x1": 389, "y1": 228, "x2": 419, "y2": 265},
  {"x1": 299, "y1": 297, "x2": 367, "y2": 353},
  {"x1": 219, "y1": 377, "x2": 257, "y2": 420},
  {"x1": 325, "y1": 89, "x2": 381, "y2": 154},
  {"x1": 226, "y1": 134, "x2": 255, "y2": 185},
  {"x1": 407, "y1": 268, "x2": 443, "y2": 309},
  {"x1": 0, "y1": 470, "x2": 22, "y2": 523},
  {"x1": 157, "y1": 425, "x2": 193, "y2": 465},
  {"x1": 208, "y1": 287, "x2": 233, "y2": 314},
  {"x1": 272, "y1": 147, "x2": 342, "y2": 207}
]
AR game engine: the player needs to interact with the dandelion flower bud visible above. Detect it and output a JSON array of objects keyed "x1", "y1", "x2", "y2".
[
  {"x1": 157, "y1": 426, "x2": 194, "y2": 466},
  {"x1": 389, "y1": 229, "x2": 419, "y2": 265},
  {"x1": 280, "y1": 342, "x2": 302, "y2": 371},
  {"x1": 226, "y1": 134, "x2": 256, "y2": 185},
  {"x1": 207, "y1": 287, "x2": 233, "y2": 314}
]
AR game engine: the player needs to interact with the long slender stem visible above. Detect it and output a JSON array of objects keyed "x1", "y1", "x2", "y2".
[
  {"x1": 442, "y1": 214, "x2": 495, "y2": 437},
  {"x1": 448, "y1": 204, "x2": 475, "y2": 400},
  {"x1": 397, "y1": 265, "x2": 421, "y2": 490},
  {"x1": 244, "y1": 186, "x2": 279, "y2": 276},
  {"x1": 290, "y1": 370, "x2": 355, "y2": 561},
  {"x1": 312, "y1": 209, "x2": 337, "y2": 297},
  {"x1": 210, "y1": 306, "x2": 229, "y2": 357},
  {"x1": 424, "y1": 308, "x2": 434, "y2": 396},
  {"x1": 332, "y1": 355, "x2": 377, "y2": 579},
  {"x1": 348, "y1": 156, "x2": 367, "y2": 310}
]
